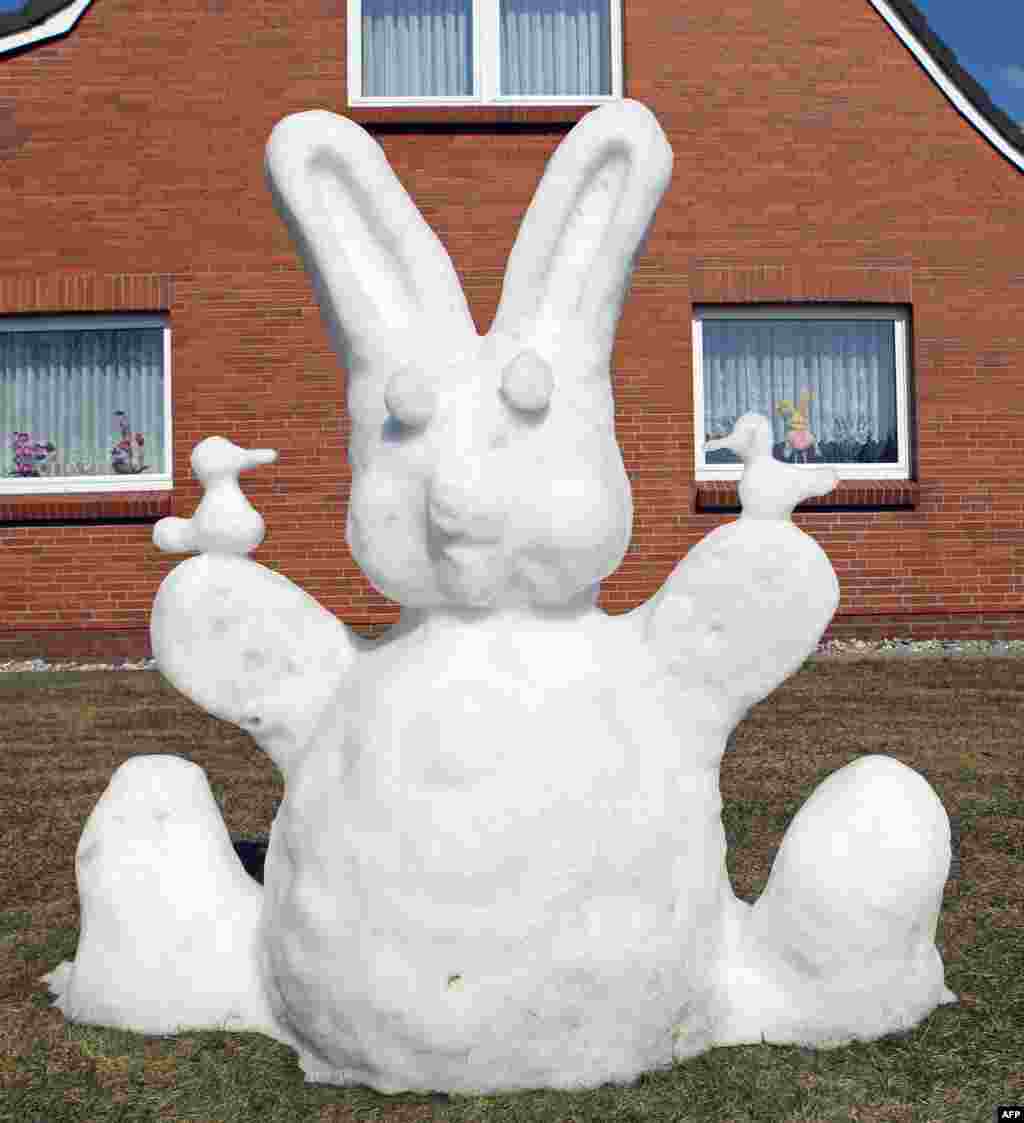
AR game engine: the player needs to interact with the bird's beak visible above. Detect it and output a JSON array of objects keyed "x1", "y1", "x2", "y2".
[
  {"x1": 704, "y1": 437, "x2": 732, "y2": 453},
  {"x1": 244, "y1": 448, "x2": 278, "y2": 468}
]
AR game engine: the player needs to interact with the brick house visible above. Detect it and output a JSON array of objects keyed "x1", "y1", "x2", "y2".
[{"x1": 0, "y1": 0, "x2": 1021, "y2": 660}]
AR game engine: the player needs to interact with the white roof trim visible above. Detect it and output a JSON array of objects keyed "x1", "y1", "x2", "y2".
[
  {"x1": 868, "y1": 0, "x2": 1024, "y2": 173},
  {"x1": 0, "y1": 0, "x2": 93, "y2": 55}
]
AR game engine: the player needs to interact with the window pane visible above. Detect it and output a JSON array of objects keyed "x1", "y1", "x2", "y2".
[
  {"x1": 362, "y1": 0, "x2": 473, "y2": 97},
  {"x1": 702, "y1": 319, "x2": 899, "y2": 465},
  {"x1": 500, "y1": 0, "x2": 611, "y2": 96},
  {"x1": 1, "y1": 327, "x2": 165, "y2": 480}
]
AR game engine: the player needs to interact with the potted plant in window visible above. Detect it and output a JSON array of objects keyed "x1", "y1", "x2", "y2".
[
  {"x1": 9, "y1": 431, "x2": 57, "y2": 477},
  {"x1": 111, "y1": 411, "x2": 149, "y2": 474}
]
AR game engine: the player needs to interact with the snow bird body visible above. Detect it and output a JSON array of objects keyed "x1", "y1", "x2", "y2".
[
  {"x1": 152, "y1": 436, "x2": 277, "y2": 556},
  {"x1": 704, "y1": 413, "x2": 839, "y2": 519}
]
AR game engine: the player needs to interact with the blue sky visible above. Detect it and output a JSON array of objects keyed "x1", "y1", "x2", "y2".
[
  {"x1": 0, "y1": 0, "x2": 1020, "y2": 130},
  {"x1": 913, "y1": 0, "x2": 1024, "y2": 129}
]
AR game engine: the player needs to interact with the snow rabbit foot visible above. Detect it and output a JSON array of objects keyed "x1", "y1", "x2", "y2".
[
  {"x1": 712, "y1": 754, "x2": 957, "y2": 1049},
  {"x1": 41, "y1": 754, "x2": 284, "y2": 1042}
]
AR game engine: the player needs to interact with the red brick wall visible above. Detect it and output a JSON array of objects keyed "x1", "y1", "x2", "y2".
[{"x1": 0, "y1": 0, "x2": 1022, "y2": 660}]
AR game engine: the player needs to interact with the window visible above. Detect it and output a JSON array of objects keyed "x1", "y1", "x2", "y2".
[
  {"x1": 0, "y1": 314, "x2": 172, "y2": 494},
  {"x1": 693, "y1": 306, "x2": 911, "y2": 482},
  {"x1": 348, "y1": 0, "x2": 622, "y2": 105}
]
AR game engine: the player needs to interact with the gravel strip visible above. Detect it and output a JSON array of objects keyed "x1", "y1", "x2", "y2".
[
  {"x1": 809, "y1": 637, "x2": 1024, "y2": 660},
  {"x1": 0, "y1": 657, "x2": 160, "y2": 674},
  {"x1": 2, "y1": 638, "x2": 1023, "y2": 674}
]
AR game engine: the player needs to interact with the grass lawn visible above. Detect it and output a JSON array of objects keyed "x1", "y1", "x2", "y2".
[{"x1": 0, "y1": 655, "x2": 1021, "y2": 1123}]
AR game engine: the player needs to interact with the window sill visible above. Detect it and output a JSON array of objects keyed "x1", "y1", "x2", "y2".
[
  {"x1": 345, "y1": 104, "x2": 602, "y2": 130},
  {"x1": 694, "y1": 479, "x2": 920, "y2": 514},
  {"x1": 0, "y1": 491, "x2": 173, "y2": 525}
]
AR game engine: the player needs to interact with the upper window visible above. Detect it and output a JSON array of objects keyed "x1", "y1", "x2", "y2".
[
  {"x1": 0, "y1": 314, "x2": 172, "y2": 494},
  {"x1": 693, "y1": 306, "x2": 911, "y2": 481},
  {"x1": 347, "y1": 0, "x2": 622, "y2": 105}
]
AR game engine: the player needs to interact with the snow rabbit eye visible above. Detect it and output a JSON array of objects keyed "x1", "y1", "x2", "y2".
[
  {"x1": 385, "y1": 366, "x2": 436, "y2": 429},
  {"x1": 501, "y1": 350, "x2": 553, "y2": 413}
]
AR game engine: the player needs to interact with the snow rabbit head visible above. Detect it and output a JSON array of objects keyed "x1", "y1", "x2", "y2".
[{"x1": 265, "y1": 100, "x2": 672, "y2": 610}]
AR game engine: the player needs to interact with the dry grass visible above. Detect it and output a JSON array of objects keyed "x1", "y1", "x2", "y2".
[{"x1": 0, "y1": 656, "x2": 1021, "y2": 1123}]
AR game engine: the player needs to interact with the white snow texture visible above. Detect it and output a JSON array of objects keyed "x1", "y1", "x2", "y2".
[{"x1": 42, "y1": 99, "x2": 956, "y2": 1095}]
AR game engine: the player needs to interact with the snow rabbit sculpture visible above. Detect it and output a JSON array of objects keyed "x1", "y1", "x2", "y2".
[{"x1": 44, "y1": 99, "x2": 956, "y2": 1096}]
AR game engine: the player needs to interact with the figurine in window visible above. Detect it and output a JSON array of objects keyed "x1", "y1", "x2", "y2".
[{"x1": 776, "y1": 390, "x2": 817, "y2": 463}]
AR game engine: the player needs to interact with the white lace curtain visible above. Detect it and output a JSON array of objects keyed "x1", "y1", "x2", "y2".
[
  {"x1": 0, "y1": 327, "x2": 165, "y2": 480},
  {"x1": 702, "y1": 319, "x2": 899, "y2": 464},
  {"x1": 361, "y1": 0, "x2": 611, "y2": 97}
]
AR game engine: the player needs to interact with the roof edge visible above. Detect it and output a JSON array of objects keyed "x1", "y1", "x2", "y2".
[
  {"x1": 2, "y1": 0, "x2": 1022, "y2": 177},
  {"x1": 0, "y1": 0, "x2": 92, "y2": 55},
  {"x1": 871, "y1": 0, "x2": 1024, "y2": 174}
]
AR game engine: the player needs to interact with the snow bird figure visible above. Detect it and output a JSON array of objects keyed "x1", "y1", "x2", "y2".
[
  {"x1": 704, "y1": 412, "x2": 839, "y2": 519},
  {"x1": 44, "y1": 99, "x2": 956, "y2": 1097},
  {"x1": 152, "y1": 436, "x2": 277, "y2": 556}
]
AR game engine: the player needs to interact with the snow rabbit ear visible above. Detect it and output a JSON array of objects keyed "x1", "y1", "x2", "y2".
[
  {"x1": 491, "y1": 99, "x2": 673, "y2": 362},
  {"x1": 264, "y1": 99, "x2": 673, "y2": 383},
  {"x1": 264, "y1": 109, "x2": 479, "y2": 378}
]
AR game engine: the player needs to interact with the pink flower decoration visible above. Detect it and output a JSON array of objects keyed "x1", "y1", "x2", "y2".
[{"x1": 789, "y1": 430, "x2": 814, "y2": 451}]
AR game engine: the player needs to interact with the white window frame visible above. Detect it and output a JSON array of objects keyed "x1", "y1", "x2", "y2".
[
  {"x1": 0, "y1": 313, "x2": 173, "y2": 495},
  {"x1": 693, "y1": 305, "x2": 911, "y2": 482},
  {"x1": 347, "y1": 0, "x2": 623, "y2": 106}
]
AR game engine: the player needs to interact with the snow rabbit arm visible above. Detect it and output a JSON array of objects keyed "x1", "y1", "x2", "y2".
[{"x1": 150, "y1": 551, "x2": 360, "y2": 777}]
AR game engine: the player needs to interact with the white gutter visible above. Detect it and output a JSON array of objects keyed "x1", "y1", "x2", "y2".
[
  {"x1": 0, "y1": 0, "x2": 93, "y2": 55},
  {"x1": 868, "y1": 0, "x2": 1024, "y2": 173}
]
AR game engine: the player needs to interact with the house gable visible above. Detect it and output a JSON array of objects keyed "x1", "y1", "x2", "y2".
[
  {"x1": 1, "y1": 0, "x2": 1021, "y2": 176},
  {"x1": 870, "y1": 0, "x2": 1024, "y2": 172}
]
